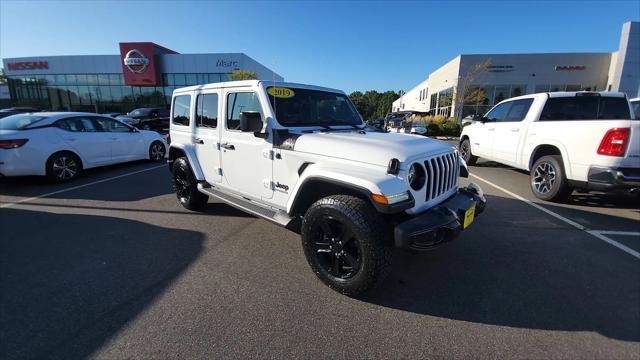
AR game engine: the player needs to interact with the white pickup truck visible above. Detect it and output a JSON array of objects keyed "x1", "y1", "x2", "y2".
[{"x1": 460, "y1": 92, "x2": 640, "y2": 201}]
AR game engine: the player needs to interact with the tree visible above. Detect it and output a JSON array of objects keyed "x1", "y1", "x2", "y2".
[
  {"x1": 348, "y1": 90, "x2": 399, "y2": 123},
  {"x1": 229, "y1": 70, "x2": 258, "y2": 80},
  {"x1": 454, "y1": 58, "x2": 492, "y2": 120}
]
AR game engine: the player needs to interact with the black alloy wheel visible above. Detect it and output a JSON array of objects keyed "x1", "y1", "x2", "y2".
[
  {"x1": 301, "y1": 195, "x2": 392, "y2": 296},
  {"x1": 311, "y1": 215, "x2": 362, "y2": 279},
  {"x1": 172, "y1": 157, "x2": 208, "y2": 210}
]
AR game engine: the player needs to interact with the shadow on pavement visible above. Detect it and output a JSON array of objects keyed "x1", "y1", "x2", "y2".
[
  {"x1": 0, "y1": 208, "x2": 204, "y2": 359},
  {"x1": 362, "y1": 194, "x2": 640, "y2": 342},
  {"x1": 0, "y1": 161, "x2": 170, "y2": 202}
]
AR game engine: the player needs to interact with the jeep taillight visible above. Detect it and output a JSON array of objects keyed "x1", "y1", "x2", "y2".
[
  {"x1": 597, "y1": 128, "x2": 629, "y2": 157},
  {"x1": 0, "y1": 139, "x2": 29, "y2": 149}
]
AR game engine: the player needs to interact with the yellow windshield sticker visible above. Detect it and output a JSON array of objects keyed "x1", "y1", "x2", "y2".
[{"x1": 268, "y1": 87, "x2": 295, "y2": 98}]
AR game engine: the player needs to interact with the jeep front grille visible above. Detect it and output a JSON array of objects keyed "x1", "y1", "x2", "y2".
[{"x1": 424, "y1": 152, "x2": 459, "y2": 202}]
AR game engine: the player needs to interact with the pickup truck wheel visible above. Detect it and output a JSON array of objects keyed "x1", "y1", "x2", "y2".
[
  {"x1": 530, "y1": 155, "x2": 572, "y2": 201},
  {"x1": 172, "y1": 157, "x2": 208, "y2": 210},
  {"x1": 460, "y1": 138, "x2": 477, "y2": 165},
  {"x1": 301, "y1": 195, "x2": 392, "y2": 296}
]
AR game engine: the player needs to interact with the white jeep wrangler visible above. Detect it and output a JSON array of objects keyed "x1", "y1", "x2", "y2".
[{"x1": 168, "y1": 80, "x2": 486, "y2": 295}]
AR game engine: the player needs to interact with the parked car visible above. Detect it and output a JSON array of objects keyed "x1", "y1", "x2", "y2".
[
  {"x1": 0, "y1": 107, "x2": 40, "y2": 119},
  {"x1": 168, "y1": 80, "x2": 486, "y2": 295},
  {"x1": 103, "y1": 112, "x2": 125, "y2": 118},
  {"x1": 388, "y1": 120, "x2": 427, "y2": 136},
  {"x1": 0, "y1": 112, "x2": 167, "y2": 182},
  {"x1": 123, "y1": 108, "x2": 170, "y2": 132},
  {"x1": 460, "y1": 91, "x2": 639, "y2": 201}
]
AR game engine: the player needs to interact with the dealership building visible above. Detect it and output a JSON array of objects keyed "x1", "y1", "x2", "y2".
[
  {"x1": 2, "y1": 42, "x2": 283, "y2": 112},
  {"x1": 392, "y1": 21, "x2": 639, "y2": 119}
]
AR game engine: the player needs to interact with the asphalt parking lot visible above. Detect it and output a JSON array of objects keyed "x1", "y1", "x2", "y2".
[{"x1": 1, "y1": 157, "x2": 639, "y2": 359}]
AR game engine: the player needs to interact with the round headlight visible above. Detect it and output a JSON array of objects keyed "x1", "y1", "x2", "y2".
[{"x1": 408, "y1": 163, "x2": 426, "y2": 190}]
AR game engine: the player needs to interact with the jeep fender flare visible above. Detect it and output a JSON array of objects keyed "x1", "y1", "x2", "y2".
[
  {"x1": 168, "y1": 143, "x2": 206, "y2": 181},
  {"x1": 286, "y1": 164, "x2": 408, "y2": 215}
]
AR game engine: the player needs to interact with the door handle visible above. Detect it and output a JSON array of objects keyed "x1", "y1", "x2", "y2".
[
  {"x1": 510, "y1": 128, "x2": 520, "y2": 132},
  {"x1": 221, "y1": 143, "x2": 235, "y2": 150},
  {"x1": 65, "y1": 138, "x2": 77, "y2": 141},
  {"x1": 488, "y1": 128, "x2": 496, "y2": 131},
  {"x1": 194, "y1": 138, "x2": 204, "y2": 144}
]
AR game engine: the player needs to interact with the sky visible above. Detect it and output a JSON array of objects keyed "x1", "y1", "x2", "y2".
[{"x1": 1, "y1": 0, "x2": 638, "y2": 93}]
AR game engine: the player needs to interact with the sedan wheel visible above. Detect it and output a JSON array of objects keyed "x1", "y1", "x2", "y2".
[
  {"x1": 46, "y1": 152, "x2": 81, "y2": 182},
  {"x1": 149, "y1": 141, "x2": 166, "y2": 162}
]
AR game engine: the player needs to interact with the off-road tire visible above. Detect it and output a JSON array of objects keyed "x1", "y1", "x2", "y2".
[
  {"x1": 46, "y1": 151, "x2": 82, "y2": 183},
  {"x1": 530, "y1": 155, "x2": 572, "y2": 202},
  {"x1": 172, "y1": 157, "x2": 208, "y2": 210},
  {"x1": 301, "y1": 195, "x2": 392, "y2": 296},
  {"x1": 459, "y1": 138, "x2": 478, "y2": 165}
]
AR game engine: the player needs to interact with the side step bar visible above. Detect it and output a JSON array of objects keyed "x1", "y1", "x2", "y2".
[{"x1": 197, "y1": 183, "x2": 294, "y2": 227}]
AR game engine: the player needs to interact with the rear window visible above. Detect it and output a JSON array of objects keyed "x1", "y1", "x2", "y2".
[
  {"x1": 540, "y1": 96, "x2": 631, "y2": 121},
  {"x1": 0, "y1": 114, "x2": 46, "y2": 130}
]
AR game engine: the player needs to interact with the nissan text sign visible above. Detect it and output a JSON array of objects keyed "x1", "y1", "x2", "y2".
[
  {"x1": 7, "y1": 61, "x2": 49, "y2": 71},
  {"x1": 119, "y1": 42, "x2": 159, "y2": 86}
]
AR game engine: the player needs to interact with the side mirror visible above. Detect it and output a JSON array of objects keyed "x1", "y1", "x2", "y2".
[
  {"x1": 130, "y1": 126, "x2": 139, "y2": 133},
  {"x1": 240, "y1": 111, "x2": 263, "y2": 133}
]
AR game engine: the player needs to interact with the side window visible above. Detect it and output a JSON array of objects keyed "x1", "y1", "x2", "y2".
[
  {"x1": 484, "y1": 102, "x2": 511, "y2": 122},
  {"x1": 540, "y1": 97, "x2": 598, "y2": 121},
  {"x1": 196, "y1": 93, "x2": 218, "y2": 128},
  {"x1": 79, "y1": 117, "x2": 98, "y2": 132},
  {"x1": 94, "y1": 117, "x2": 131, "y2": 133},
  {"x1": 172, "y1": 95, "x2": 191, "y2": 126},
  {"x1": 55, "y1": 119, "x2": 72, "y2": 131},
  {"x1": 598, "y1": 97, "x2": 631, "y2": 119},
  {"x1": 503, "y1": 99, "x2": 534, "y2": 122},
  {"x1": 56, "y1": 117, "x2": 95, "y2": 132},
  {"x1": 226, "y1": 92, "x2": 262, "y2": 130}
]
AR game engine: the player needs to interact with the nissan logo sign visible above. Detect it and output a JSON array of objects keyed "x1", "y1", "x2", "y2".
[{"x1": 123, "y1": 49, "x2": 150, "y2": 74}]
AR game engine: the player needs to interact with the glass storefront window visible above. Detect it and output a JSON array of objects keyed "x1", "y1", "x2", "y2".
[
  {"x1": 65, "y1": 75, "x2": 78, "y2": 85},
  {"x1": 96, "y1": 86, "x2": 112, "y2": 102},
  {"x1": 510, "y1": 85, "x2": 525, "y2": 97},
  {"x1": 208, "y1": 74, "x2": 221, "y2": 83},
  {"x1": 565, "y1": 84, "x2": 581, "y2": 92},
  {"x1": 97, "y1": 74, "x2": 110, "y2": 86},
  {"x1": 197, "y1": 73, "x2": 207, "y2": 84},
  {"x1": 535, "y1": 84, "x2": 549, "y2": 93},
  {"x1": 86, "y1": 75, "x2": 99, "y2": 86},
  {"x1": 494, "y1": 86, "x2": 510, "y2": 103},
  {"x1": 109, "y1": 74, "x2": 122, "y2": 86},
  {"x1": 163, "y1": 74, "x2": 174, "y2": 86},
  {"x1": 173, "y1": 74, "x2": 186, "y2": 86},
  {"x1": 76, "y1": 74, "x2": 88, "y2": 86},
  {"x1": 549, "y1": 85, "x2": 565, "y2": 92},
  {"x1": 185, "y1": 74, "x2": 198, "y2": 85}
]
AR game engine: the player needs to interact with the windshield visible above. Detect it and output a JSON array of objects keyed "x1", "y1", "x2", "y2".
[
  {"x1": 267, "y1": 87, "x2": 362, "y2": 127},
  {"x1": 0, "y1": 114, "x2": 46, "y2": 130}
]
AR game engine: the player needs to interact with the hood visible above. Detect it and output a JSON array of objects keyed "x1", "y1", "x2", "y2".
[{"x1": 292, "y1": 130, "x2": 455, "y2": 167}]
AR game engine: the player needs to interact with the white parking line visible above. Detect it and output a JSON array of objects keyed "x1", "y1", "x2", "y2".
[
  {"x1": 0, "y1": 164, "x2": 166, "y2": 209},
  {"x1": 469, "y1": 173, "x2": 640, "y2": 260}
]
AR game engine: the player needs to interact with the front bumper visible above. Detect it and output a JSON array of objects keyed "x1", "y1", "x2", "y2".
[
  {"x1": 394, "y1": 184, "x2": 486, "y2": 251},
  {"x1": 586, "y1": 166, "x2": 640, "y2": 190}
]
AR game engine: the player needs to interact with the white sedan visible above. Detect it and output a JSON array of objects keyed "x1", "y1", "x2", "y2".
[{"x1": 0, "y1": 112, "x2": 167, "y2": 182}]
